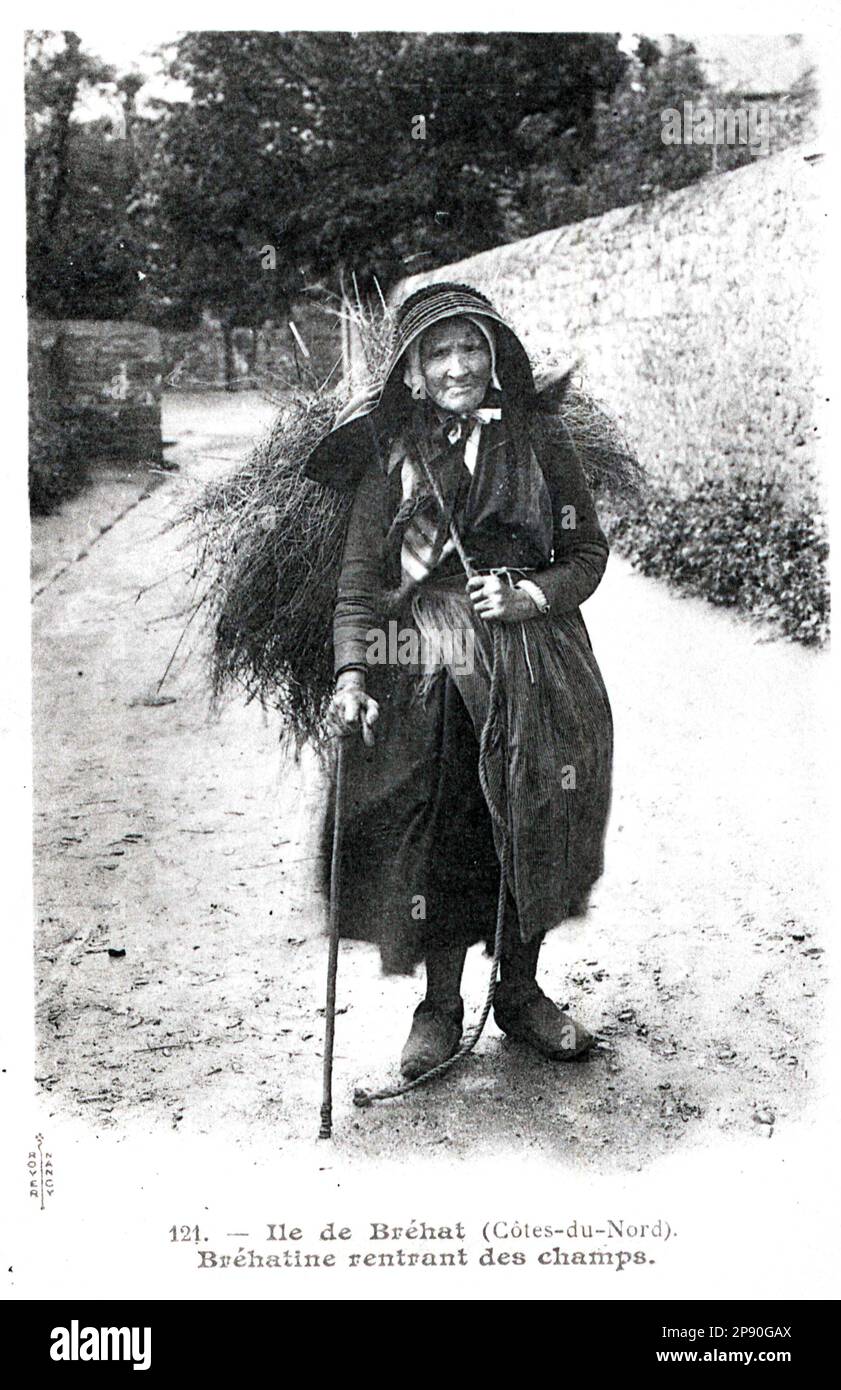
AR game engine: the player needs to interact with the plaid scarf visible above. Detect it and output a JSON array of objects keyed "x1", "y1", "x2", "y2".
[
  {"x1": 395, "y1": 410, "x2": 500, "y2": 583},
  {"x1": 387, "y1": 402, "x2": 553, "y2": 589}
]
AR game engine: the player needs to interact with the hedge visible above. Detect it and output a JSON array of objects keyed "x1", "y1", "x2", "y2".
[{"x1": 605, "y1": 473, "x2": 829, "y2": 646}]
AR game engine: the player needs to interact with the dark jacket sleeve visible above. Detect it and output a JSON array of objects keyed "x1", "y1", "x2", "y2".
[
  {"x1": 530, "y1": 421, "x2": 609, "y2": 615},
  {"x1": 333, "y1": 466, "x2": 386, "y2": 675}
]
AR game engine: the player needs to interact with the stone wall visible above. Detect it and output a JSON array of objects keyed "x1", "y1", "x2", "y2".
[
  {"x1": 399, "y1": 143, "x2": 822, "y2": 502},
  {"x1": 160, "y1": 302, "x2": 342, "y2": 391},
  {"x1": 29, "y1": 319, "x2": 163, "y2": 464}
]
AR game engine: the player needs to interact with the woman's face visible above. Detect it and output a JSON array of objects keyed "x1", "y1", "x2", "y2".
[{"x1": 419, "y1": 318, "x2": 492, "y2": 414}]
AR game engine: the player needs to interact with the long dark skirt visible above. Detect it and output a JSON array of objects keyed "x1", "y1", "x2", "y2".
[{"x1": 320, "y1": 586, "x2": 613, "y2": 977}]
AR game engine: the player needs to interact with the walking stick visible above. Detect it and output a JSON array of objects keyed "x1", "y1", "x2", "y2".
[{"x1": 318, "y1": 732, "x2": 348, "y2": 1140}]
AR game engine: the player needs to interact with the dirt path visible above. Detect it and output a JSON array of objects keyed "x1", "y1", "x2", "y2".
[{"x1": 31, "y1": 391, "x2": 830, "y2": 1168}]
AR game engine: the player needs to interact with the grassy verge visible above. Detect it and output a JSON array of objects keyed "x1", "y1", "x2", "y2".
[
  {"x1": 29, "y1": 403, "x2": 88, "y2": 517},
  {"x1": 604, "y1": 473, "x2": 829, "y2": 646}
]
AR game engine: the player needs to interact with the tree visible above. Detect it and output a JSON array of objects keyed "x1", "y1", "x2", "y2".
[
  {"x1": 148, "y1": 30, "x2": 629, "y2": 325},
  {"x1": 266, "y1": 32, "x2": 629, "y2": 287},
  {"x1": 142, "y1": 31, "x2": 311, "y2": 337},
  {"x1": 25, "y1": 31, "x2": 150, "y2": 320}
]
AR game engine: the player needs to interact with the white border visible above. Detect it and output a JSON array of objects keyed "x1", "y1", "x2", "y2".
[{"x1": 3, "y1": 3, "x2": 839, "y2": 1302}]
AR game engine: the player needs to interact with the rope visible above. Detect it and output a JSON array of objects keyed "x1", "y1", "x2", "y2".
[{"x1": 353, "y1": 456, "x2": 512, "y2": 1108}]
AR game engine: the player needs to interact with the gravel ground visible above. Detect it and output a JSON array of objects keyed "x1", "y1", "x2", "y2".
[{"x1": 31, "y1": 390, "x2": 830, "y2": 1169}]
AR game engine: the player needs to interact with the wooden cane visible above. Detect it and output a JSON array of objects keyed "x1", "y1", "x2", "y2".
[{"x1": 318, "y1": 732, "x2": 348, "y2": 1139}]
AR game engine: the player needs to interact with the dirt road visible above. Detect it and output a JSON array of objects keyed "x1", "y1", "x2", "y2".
[{"x1": 31, "y1": 391, "x2": 830, "y2": 1168}]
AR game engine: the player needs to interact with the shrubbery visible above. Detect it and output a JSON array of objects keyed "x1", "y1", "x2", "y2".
[
  {"x1": 605, "y1": 473, "x2": 829, "y2": 646},
  {"x1": 28, "y1": 401, "x2": 87, "y2": 517}
]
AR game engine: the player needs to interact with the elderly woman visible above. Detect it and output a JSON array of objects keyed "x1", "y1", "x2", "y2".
[{"x1": 305, "y1": 282, "x2": 612, "y2": 1082}]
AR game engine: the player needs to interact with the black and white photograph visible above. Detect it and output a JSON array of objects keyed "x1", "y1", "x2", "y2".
[{"x1": 3, "y1": 0, "x2": 838, "y2": 1322}]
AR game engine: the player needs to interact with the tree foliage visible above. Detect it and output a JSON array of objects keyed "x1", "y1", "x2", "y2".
[
  {"x1": 25, "y1": 31, "x2": 151, "y2": 319},
  {"x1": 150, "y1": 31, "x2": 628, "y2": 319}
]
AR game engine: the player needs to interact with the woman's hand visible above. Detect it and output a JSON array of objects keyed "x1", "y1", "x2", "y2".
[
  {"x1": 330, "y1": 675, "x2": 380, "y2": 746},
  {"x1": 466, "y1": 574, "x2": 542, "y2": 623}
]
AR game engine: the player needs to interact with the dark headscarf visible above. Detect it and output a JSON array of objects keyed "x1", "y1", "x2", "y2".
[{"x1": 304, "y1": 282, "x2": 539, "y2": 494}]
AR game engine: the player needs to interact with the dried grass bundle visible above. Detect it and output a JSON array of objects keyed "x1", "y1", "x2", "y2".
[
  {"x1": 545, "y1": 382, "x2": 643, "y2": 503},
  {"x1": 184, "y1": 392, "x2": 352, "y2": 743}
]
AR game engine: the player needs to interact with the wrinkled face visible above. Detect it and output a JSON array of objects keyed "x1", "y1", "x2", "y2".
[{"x1": 419, "y1": 318, "x2": 492, "y2": 414}]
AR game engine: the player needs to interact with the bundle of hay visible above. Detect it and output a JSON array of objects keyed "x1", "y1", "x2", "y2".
[
  {"x1": 187, "y1": 393, "x2": 351, "y2": 742},
  {"x1": 181, "y1": 304, "x2": 640, "y2": 746},
  {"x1": 541, "y1": 378, "x2": 643, "y2": 503}
]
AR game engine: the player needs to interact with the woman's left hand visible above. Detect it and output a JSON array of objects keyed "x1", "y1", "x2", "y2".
[{"x1": 466, "y1": 574, "x2": 540, "y2": 623}]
